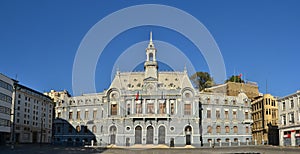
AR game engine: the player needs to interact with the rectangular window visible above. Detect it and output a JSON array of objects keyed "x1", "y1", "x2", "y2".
[
  {"x1": 93, "y1": 110, "x2": 97, "y2": 119},
  {"x1": 282, "y1": 115, "x2": 286, "y2": 125},
  {"x1": 225, "y1": 126, "x2": 230, "y2": 133},
  {"x1": 216, "y1": 126, "x2": 221, "y2": 133},
  {"x1": 216, "y1": 110, "x2": 220, "y2": 119},
  {"x1": 246, "y1": 126, "x2": 249, "y2": 134},
  {"x1": 233, "y1": 126, "x2": 238, "y2": 133},
  {"x1": 245, "y1": 112, "x2": 249, "y2": 119},
  {"x1": 207, "y1": 126, "x2": 212, "y2": 133},
  {"x1": 68, "y1": 112, "x2": 73, "y2": 120},
  {"x1": 289, "y1": 112, "x2": 294, "y2": 124},
  {"x1": 225, "y1": 110, "x2": 229, "y2": 119},
  {"x1": 170, "y1": 101, "x2": 175, "y2": 115},
  {"x1": 233, "y1": 111, "x2": 237, "y2": 119},
  {"x1": 111, "y1": 104, "x2": 117, "y2": 115},
  {"x1": 207, "y1": 98, "x2": 210, "y2": 104},
  {"x1": 84, "y1": 111, "x2": 88, "y2": 120},
  {"x1": 127, "y1": 103, "x2": 131, "y2": 115},
  {"x1": 184, "y1": 104, "x2": 191, "y2": 115},
  {"x1": 159, "y1": 102, "x2": 166, "y2": 114},
  {"x1": 136, "y1": 103, "x2": 142, "y2": 114},
  {"x1": 291, "y1": 100, "x2": 294, "y2": 109},
  {"x1": 147, "y1": 103, "x2": 154, "y2": 114},
  {"x1": 207, "y1": 110, "x2": 211, "y2": 119},
  {"x1": 57, "y1": 112, "x2": 61, "y2": 118},
  {"x1": 282, "y1": 102, "x2": 286, "y2": 111}
]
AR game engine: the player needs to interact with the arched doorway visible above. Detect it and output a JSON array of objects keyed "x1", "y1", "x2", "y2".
[
  {"x1": 185, "y1": 126, "x2": 192, "y2": 145},
  {"x1": 109, "y1": 126, "x2": 117, "y2": 144},
  {"x1": 146, "y1": 126, "x2": 154, "y2": 144},
  {"x1": 135, "y1": 126, "x2": 142, "y2": 144},
  {"x1": 158, "y1": 126, "x2": 165, "y2": 144}
]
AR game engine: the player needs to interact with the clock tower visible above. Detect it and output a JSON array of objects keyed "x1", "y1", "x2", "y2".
[{"x1": 144, "y1": 32, "x2": 158, "y2": 80}]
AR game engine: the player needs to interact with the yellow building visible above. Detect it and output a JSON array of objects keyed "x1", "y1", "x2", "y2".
[{"x1": 251, "y1": 94, "x2": 278, "y2": 145}]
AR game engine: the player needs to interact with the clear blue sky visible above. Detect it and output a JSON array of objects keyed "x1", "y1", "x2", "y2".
[{"x1": 0, "y1": 0, "x2": 299, "y2": 97}]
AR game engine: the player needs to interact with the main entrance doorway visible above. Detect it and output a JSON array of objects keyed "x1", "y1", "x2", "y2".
[
  {"x1": 135, "y1": 126, "x2": 142, "y2": 144},
  {"x1": 146, "y1": 126, "x2": 154, "y2": 144},
  {"x1": 158, "y1": 126, "x2": 165, "y2": 144}
]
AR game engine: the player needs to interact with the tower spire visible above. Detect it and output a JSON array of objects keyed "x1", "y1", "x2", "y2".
[{"x1": 148, "y1": 31, "x2": 154, "y2": 48}]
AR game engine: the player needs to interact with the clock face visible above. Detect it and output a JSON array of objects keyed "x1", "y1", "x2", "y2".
[{"x1": 146, "y1": 83, "x2": 155, "y2": 92}]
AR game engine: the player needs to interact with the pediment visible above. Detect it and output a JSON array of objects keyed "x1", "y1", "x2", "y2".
[{"x1": 144, "y1": 77, "x2": 157, "y2": 81}]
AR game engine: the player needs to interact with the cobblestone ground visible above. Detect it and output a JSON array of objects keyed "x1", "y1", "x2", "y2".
[{"x1": 1, "y1": 144, "x2": 300, "y2": 154}]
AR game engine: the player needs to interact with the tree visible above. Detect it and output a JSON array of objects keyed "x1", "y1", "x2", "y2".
[
  {"x1": 225, "y1": 75, "x2": 244, "y2": 83},
  {"x1": 190, "y1": 72, "x2": 214, "y2": 91}
]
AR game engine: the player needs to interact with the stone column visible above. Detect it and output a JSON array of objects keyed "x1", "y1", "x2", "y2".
[{"x1": 166, "y1": 99, "x2": 170, "y2": 115}]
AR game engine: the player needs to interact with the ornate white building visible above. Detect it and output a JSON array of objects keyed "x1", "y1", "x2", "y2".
[{"x1": 47, "y1": 33, "x2": 252, "y2": 147}]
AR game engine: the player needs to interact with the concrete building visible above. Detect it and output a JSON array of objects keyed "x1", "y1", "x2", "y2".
[
  {"x1": 12, "y1": 84, "x2": 54, "y2": 143},
  {"x1": 0, "y1": 73, "x2": 15, "y2": 145},
  {"x1": 47, "y1": 33, "x2": 253, "y2": 147},
  {"x1": 251, "y1": 94, "x2": 279, "y2": 145},
  {"x1": 278, "y1": 91, "x2": 300, "y2": 146},
  {"x1": 200, "y1": 91, "x2": 253, "y2": 146}
]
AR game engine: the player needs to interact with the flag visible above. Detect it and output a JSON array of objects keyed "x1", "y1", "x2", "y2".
[
  {"x1": 135, "y1": 91, "x2": 139, "y2": 101},
  {"x1": 239, "y1": 73, "x2": 242, "y2": 78}
]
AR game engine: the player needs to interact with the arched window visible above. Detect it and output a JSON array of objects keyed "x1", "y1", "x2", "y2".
[
  {"x1": 234, "y1": 138, "x2": 238, "y2": 142},
  {"x1": 225, "y1": 126, "x2": 230, "y2": 133},
  {"x1": 216, "y1": 126, "x2": 221, "y2": 133},
  {"x1": 225, "y1": 138, "x2": 230, "y2": 142},
  {"x1": 149, "y1": 53, "x2": 153, "y2": 61},
  {"x1": 92, "y1": 125, "x2": 97, "y2": 133},
  {"x1": 207, "y1": 126, "x2": 212, "y2": 133},
  {"x1": 233, "y1": 126, "x2": 238, "y2": 133}
]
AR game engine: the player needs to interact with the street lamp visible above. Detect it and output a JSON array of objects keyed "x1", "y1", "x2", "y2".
[{"x1": 11, "y1": 82, "x2": 19, "y2": 150}]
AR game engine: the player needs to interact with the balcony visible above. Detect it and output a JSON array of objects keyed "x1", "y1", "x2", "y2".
[
  {"x1": 242, "y1": 119, "x2": 253, "y2": 124},
  {"x1": 128, "y1": 113, "x2": 171, "y2": 122}
]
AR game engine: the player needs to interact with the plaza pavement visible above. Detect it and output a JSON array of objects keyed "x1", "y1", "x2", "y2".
[{"x1": 1, "y1": 144, "x2": 300, "y2": 154}]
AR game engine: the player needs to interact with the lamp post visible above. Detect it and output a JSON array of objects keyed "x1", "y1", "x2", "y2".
[
  {"x1": 198, "y1": 100, "x2": 203, "y2": 147},
  {"x1": 11, "y1": 82, "x2": 18, "y2": 150}
]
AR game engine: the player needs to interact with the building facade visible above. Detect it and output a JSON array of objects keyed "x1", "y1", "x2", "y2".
[
  {"x1": 201, "y1": 91, "x2": 253, "y2": 146},
  {"x1": 251, "y1": 94, "x2": 278, "y2": 145},
  {"x1": 47, "y1": 33, "x2": 253, "y2": 147},
  {"x1": 278, "y1": 91, "x2": 300, "y2": 146},
  {"x1": 0, "y1": 73, "x2": 14, "y2": 145},
  {"x1": 12, "y1": 84, "x2": 54, "y2": 143}
]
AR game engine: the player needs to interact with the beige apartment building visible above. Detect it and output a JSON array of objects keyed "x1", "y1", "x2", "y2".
[{"x1": 251, "y1": 94, "x2": 278, "y2": 145}]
